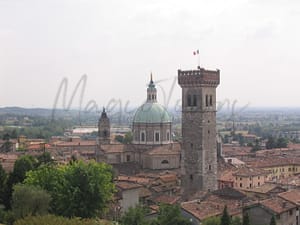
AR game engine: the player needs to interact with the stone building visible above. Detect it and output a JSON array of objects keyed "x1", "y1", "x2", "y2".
[
  {"x1": 97, "y1": 75, "x2": 180, "y2": 171},
  {"x1": 244, "y1": 196, "x2": 297, "y2": 225},
  {"x1": 178, "y1": 67, "x2": 220, "y2": 198}
]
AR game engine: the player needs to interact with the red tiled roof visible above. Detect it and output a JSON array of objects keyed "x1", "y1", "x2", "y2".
[
  {"x1": 117, "y1": 175, "x2": 150, "y2": 185},
  {"x1": 101, "y1": 144, "x2": 125, "y2": 153},
  {"x1": 260, "y1": 197, "x2": 296, "y2": 214},
  {"x1": 233, "y1": 167, "x2": 269, "y2": 177},
  {"x1": 247, "y1": 157, "x2": 300, "y2": 168},
  {"x1": 116, "y1": 181, "x2": 141, "y2": 190},
  {"x1": 159, "y1": 174, "x2": 177, "y2": 183},
  {"x1": 153, "y1": 195, "x2": 179, "y2": 205},
  {"x1": 278, "y1": 189, "x2": 300, "y2": 206}
]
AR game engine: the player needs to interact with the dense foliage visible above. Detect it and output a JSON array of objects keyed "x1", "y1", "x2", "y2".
[
  {"x1": 2, "y1": 155, "x2": 37, "y2": 209},
  {"x1": 220, "y1": 206, "x2": 231, "y2": 225},
  {"x1": 120, "y1": 204, "x2": 191, "y2": 225},
  {"x1": 24, "y1": 160, "x2": 115, "y2": 218},
  {"x1": 270, "y1": 216, "x2": 276, "y2": 225},
  {"x1": 266, "y1": 136, "x2": 288, "y2": 149},
  {"x1": 12, "y1": 184, "x2": 51, "y2": 219},
  {"x1": 120, "y1": 205, "x2": 149, "y2": 225},
  {"x1": 13, "y1": 215, "x2": 113, "y2": 225}
]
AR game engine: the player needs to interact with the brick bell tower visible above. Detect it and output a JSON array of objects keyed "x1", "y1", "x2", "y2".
[
  {"x1": 178, "y1": 67, "x2": 220, "y2": 199},
  {"x1": 98, "y1": 107, "x2": 110, "y2": 145}
]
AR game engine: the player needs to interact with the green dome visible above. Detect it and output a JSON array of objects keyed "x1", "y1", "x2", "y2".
[{"x1": 133, "y1": 102, "x2": 172, "y2": 123}]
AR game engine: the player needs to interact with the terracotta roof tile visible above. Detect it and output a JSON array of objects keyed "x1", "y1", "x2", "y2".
[
  {"x1": 260, "y1": 197, "x2": 296, "y2": 214},
  {"x1": 278, "y1": 189, "x2": 300, "y2": 205}
]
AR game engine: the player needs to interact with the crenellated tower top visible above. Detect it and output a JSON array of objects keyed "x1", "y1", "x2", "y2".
[{"x1": 178, "y1": 67, "x2": 220, "y2": 88}]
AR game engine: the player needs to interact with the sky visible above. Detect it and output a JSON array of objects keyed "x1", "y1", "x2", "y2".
[{"x1": 0, "y1": 0, "x2": 300, "y2": 111}]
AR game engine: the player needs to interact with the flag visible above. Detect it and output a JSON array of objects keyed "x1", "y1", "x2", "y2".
[{"x1": 193, "y1": 49, "x2": 199, "y2": 55}]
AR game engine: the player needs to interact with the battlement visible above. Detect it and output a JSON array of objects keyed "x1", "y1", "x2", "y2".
[{"x1": 178, "y1": 67, "x2": 220, "y2": 87}]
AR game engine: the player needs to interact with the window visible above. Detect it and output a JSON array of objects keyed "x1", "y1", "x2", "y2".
[
  {"x1": 250, "y1": 183, "x2": 252, "y2": 188},
  {"x1": 289, "y1": 209, "x2": 293, "y2": 215},
  {"x1": 190, "y1": 174, "x2": 193, "y2": 181},
  {"x1": 209, "y1": 95, "x2": 213, "y2": 106},
  {"x1": 155, "y1": 132, "x2": 160, "y2": 142},
  {"x1": 126, "y1": 155, "x2": 131, "y2": 162},
  {"x1": 140, "y1": 131, "x2": 146, "y2": 142},
  {"x1": 161, "y1": 160, "x2": 169, "y2": 164},
  {"x1": 205, "y1": 95, "x2": 209, "y2": 107},
  {"x1": 258, "y1": 182, "x2": 260, "y2": 186},
  {"x1": 187, "y1": 95, "x2": 192, "y2": 106},
  {"x1": 258, "y1": 176, "x2": 260, "y2": 180},
  {"x1": 103, "y1": 130, "x2": 108, "y2": 137},
  {"x1": 209, "y1": 165, "x2": 212, "y2": 171},
  {"x1": 167, "y1": 131, "x2": 170, "y2": 141},
  {"x1": 240, "y1": 183, "x2": 242, "y2": 188},
  {"x1": 193, "y1": 95, "x2": 197, "y2": 106}
]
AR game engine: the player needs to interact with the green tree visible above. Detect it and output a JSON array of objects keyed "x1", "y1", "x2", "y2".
[
  {"x1": 25, "y1": 160, "x2": 115, "y2": 218},
  {"x1": 115, "y1": 135, "x2": 124, "y2": 143},
  {"x1": 231, "y1": 216, "x2": 242, "y2": 225},
  {"x1": 120, "y1": 205, "x2": 149, "y2": 225},
  {"x1": 0, "y1": 164, "x2": 7, "y2": 205},
  {"x1": 242, "y1": 213, "x2": 250, "y2": 225},
  {"x1": 36, "y1": 152, "x2": 54, "y2": 166},
  {"x1": 220, "y1": 206, "x2": 230, "y2": 225},
  {"x1": 123, "y1": 132, "x2": 133, "y2": 144},
  {"x1": 3, "y1": 155, "x2": 37, "y2": 209},
  {"x1": 277, "y1": 137, "x2": 288, "y2": 148},
  {"x1": 12, "y1": 184, "x2": 51, "y2": 219},
  {"x1": 10, "y1": 155, "x2": 37, "y2": 183},
  {"x1": 269, "y1": 216, "x2": 276, "y2": 225},
  {"x1": 202, "y1": 216, "x2": 221, "y2": 225},
  {"x1": 152, "y1": 204, "x2": 191, "y2": 225},
  {"x1": 14, "y1": 214, "x2": 113, "y2": 225},
  {"x1": 266, "y1": 136, "x2": 276, "y2": 149}
]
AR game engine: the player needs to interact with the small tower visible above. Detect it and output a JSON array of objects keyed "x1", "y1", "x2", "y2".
[
  {"x1": 147, "y1": 73, "x2": 157, "y2": 103},
  {"x1": 98, "y1": 107, "x2": 110, "y2": 145},
  {"x1": 178, "y1": 67, "x2": 220, "y2": 199}
]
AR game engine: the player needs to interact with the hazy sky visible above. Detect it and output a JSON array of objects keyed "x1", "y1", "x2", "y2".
[{"x1": 1, "y1": 0, "x2": 300, "y2": 111}]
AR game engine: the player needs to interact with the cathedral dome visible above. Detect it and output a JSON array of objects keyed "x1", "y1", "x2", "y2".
[{"x1": 133, "y1": 102, "x2": 171, "y2": 124}]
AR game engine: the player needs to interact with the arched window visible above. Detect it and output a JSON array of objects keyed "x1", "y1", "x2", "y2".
[
  {"x1": 155, "y1": 132, "x2": 160, "y2": 142},
  {"x1": 161, "y1": 160, "x2": 169, "y2": 164},
  {"x1": 193, "y1": 95, "x2": 197, "y2": 106},
  {"x1": 209, "y1": 95, "x2": 213, "y2": 106},
  {"x1": 187, "y1": 95, "x2": 192, "y2": 106},
  {"x1": 141, "y1": 132, "x2": 145, "y2": 142},
  {"x1": 167, "y1": 131, "x2": 170, "y2": 141}
]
